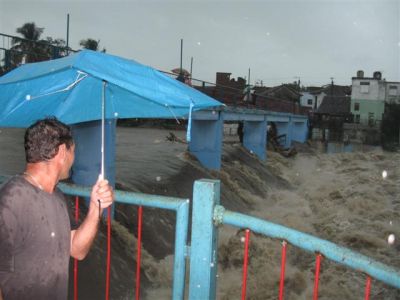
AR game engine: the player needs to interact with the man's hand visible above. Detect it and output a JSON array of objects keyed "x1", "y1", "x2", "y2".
[{"x1": 90, "y1": 176, "x2": 114, "y2": 212}]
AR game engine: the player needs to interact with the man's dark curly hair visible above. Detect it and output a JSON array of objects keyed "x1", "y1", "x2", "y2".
[{"x1": 24, "y1": 117, "x2": 74, "y2": 163}]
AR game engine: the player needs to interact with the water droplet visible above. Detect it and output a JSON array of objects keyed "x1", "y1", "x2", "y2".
[
  {"x1": 388, "y1": 234, "x2": 395, "y2": 245},
  {"x1": 26, "y1": 94, "x2": 31, "y2": 100},
  {"x1": 382, "y1": 170, "x2": 387, "y2": 179},
  {"x1": 51, "y1": 232, "x2": 55, "y2": 238},
  {"x1": 156, "y1": 176, "x2": 161, "y2": 182}
]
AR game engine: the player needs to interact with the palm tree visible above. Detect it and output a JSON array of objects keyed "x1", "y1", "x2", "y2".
[
  {"x1": 79, "y1": 38, "x2": 106, "y2": 52},
  {"x1": 10, "y1": 22, "x2": 47, "y2": 64}
]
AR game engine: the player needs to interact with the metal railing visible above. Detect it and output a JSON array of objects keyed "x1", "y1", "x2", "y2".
[
  {"x1": 1, "y1": 175, "x2": 399, "y2": 299},
  {"x1": 189, "y1": 180, "x2": 400, "y2": 299}
]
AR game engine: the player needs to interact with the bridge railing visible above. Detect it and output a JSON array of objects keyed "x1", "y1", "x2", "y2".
[
  {"x1": 1, "y1": 175, "x2": 399, "y2": 299},
  {"x1": 188, "y1": 179, "x2": 400, "y2": 299}
]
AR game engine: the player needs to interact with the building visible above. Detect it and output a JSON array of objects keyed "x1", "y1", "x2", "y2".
[
  {"x1": 351, "y1": 71, "x2": 385, "y2": 126},
  {"x1": 253, "y1": 83, "x2": 303, "y2": 114},
  {"x1": 300, "y1": 91, "x2": 315, "y2": 108},
  {"x1": 385, "y1": 81, "x2": 400, "y2": 104},
  {"x1": 195, "y1": 72, "x2": 249, "y2": 107},
  {"x1": 350, "y1": 70, "x2": 400, "y2": 126},
  {"x1": 311, "y1": 95, "x2": 351, "y2": 141},
  {"x1": 311, "y1": 84, "x2": 351, "y2": 110}
]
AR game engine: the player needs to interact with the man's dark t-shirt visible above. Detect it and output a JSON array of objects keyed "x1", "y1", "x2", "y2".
[{"x1": 0, "y1": 176, "x2": 78, "y2": 300}]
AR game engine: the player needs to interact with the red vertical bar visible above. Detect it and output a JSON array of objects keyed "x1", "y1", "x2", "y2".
[
  {"x1": 313, "y1": 253, "x2": 322, "y2": 300},
  {"x1": 135, "y1": 206, "x2": 143, "y2": 300},
  {"x1": 74, "y1": 196, "x2": 79, "y2": 300},
  {"x1": 364, "y1": 276, "x2": 371, "y2": 300},
  {"x1": 241, "y1": 229, "x2": 251, "y2": 300},
  {"x1": 279, "y1": 241, "x2": 287, "y2": 300},
  {"x1": 105, "y1": 207, "x2": 111, "y2": 300}
]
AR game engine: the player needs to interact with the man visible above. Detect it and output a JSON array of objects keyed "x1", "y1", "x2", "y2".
[{"x1": 0, "y1": 118, "x2": 114, "y2": 300}]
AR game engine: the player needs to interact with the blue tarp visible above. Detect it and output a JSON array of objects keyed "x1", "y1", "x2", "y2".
[{"x1": 0, "y1": 50, "x2": 223, "y2": 127}]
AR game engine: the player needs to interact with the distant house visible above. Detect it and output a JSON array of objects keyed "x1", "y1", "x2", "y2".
[
  {"x1": 311, "y1": 84, "x2": 351, "y2": 110},
  {"x1": 311, "y1": 93, "x2": 352, "y2": 141},
  {"x1": 195, "y1": 72, "x2": 249, "y2": 106},
  {"x1": 350, "y1": 71, "x2": 399, "y2": 126},
  {"x1": 316, "y1": 95, "x2": 351, "y2": 117},
  {"x1": 300, "y1": 91, "x2": 315, "y2": 108},
  {"x1": 385, "y1": 82, "x2": 400, "y2": 104},
  {"x1": 253, "y1": 84, "x2": 303, "y2": 114}
]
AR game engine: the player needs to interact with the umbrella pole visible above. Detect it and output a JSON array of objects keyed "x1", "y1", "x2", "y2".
[{"x1": 101, "y1": 81, "x2": 106, "y2": 180}]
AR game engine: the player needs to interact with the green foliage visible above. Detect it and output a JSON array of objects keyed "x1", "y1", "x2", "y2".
[
  {"x1": 79, "y1": 38, "x2": 106, "y2": 52},
  {"x1": 2, "y1": 22, "x2": 107, "y2": 74},
  {"x1": 382, "y1": 103, "x2": 400, "y2": 150}
]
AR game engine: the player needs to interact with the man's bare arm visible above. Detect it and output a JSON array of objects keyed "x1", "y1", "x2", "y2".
[{"x1": 70, "y1": 178, "x2": 113, "y2": 260}]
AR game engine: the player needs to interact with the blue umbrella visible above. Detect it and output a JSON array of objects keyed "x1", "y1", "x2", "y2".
[{"x1": 0, "y1": 50, "x2": 223, "y2": 178}]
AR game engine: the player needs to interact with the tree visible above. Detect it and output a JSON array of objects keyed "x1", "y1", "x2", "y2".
[
  {"x1": 43, "y1": 37, "x2": 68, "y2": 58},
  {"x1": 79, "y1": 38, "x2": 106, "y2": 52},
  {"x1": 10, "y1": 22, "x2": 47, "y2": 64},
  {"x1": 3, "y1": 22, "x2": 69, "y2": 73}
]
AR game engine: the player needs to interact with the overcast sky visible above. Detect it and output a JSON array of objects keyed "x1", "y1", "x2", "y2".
[{"x1": 1, "y1": 0, "x2": 399, "y2": 87}]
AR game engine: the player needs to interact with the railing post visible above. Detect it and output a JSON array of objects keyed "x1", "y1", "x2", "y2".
[{"x1": 188, "y1": 179, "x2": 220, "y2": 300}]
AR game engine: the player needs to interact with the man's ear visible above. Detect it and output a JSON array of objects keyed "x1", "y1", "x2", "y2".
[{"x1": 57, "y1": 144, "x2": 67, "y2": 161}]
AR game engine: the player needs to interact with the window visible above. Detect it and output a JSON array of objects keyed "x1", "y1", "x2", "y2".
[
  {"x1": 368, "y1": 112, "x2": 375, "y2": 126},
  {"x1": 389, "y1": 85, "x2": 398, "y2": 96},
  {"x1": 355, "y1": 114, "x2": 360, "y2": 123},
  {"x1": 354, "y1": 103, "x2": 360, "y2": 111},
  {"x1": 360, "y1": 81, "x2": 370, "y2": 93},
  {"x1": 307, "y1": 99, "x2": 313, "y2": 105}
]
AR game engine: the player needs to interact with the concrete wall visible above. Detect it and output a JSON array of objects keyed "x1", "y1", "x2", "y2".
[
  {"x1": 351, "y1": 78, "x2": 386, "y2": 101},
  {"x1": 300, "y1": 92, "x2": 315, "y2": 108}
]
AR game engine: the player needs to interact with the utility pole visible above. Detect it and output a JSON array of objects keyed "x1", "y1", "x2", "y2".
[
  {"x1": 190, "y1": 56, "x2": 193, "y2": 80},
  {"x1": 330, "y1": 77, "x2": 334, "y2": 96},
  {"x1": 180, "y1": 39, "x2": 183, "y2": 73},
  {"x1": 66, "y1": 14, "x2": 70, "y2": 55},
  {"x1": 294, "y1": 76, "x2": 301, "y2": 89},
  {"x1": 247, "y1": 68, "x2": 251, "y2": 101}
]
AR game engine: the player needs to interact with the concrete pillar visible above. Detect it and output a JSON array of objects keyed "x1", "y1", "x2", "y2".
[
  {"x1": 71, "y1": 119, "x2": 116, "y2": 216},
  {"x1": 189, "y1": 113, "x2": 223, "y2": 170},
  {"x1": 291, "y1": 120, "x2": 308, "y2": 143},
  {"x1": 243, "y1": 120, "x2": 267, "y2": 160}
]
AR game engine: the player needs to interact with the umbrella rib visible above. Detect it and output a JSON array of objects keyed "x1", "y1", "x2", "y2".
[{"x1": 27, "y1": 72, "x2": 88, "y2": 101}]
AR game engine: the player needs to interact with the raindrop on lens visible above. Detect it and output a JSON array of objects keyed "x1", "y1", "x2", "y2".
[
  {"x1": 388, "y1": 234, "x2": 395, "y2": 245},
  {"x1": 382, "y1": 170, "x2": 387, "y2": 179}
]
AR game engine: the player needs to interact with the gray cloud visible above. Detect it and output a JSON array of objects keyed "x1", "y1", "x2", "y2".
[{"x1": 1, "y1": 0, "x2": 399, "y2": 86}]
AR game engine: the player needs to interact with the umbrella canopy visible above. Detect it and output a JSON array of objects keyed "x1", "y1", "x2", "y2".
[{"x1": 0, "y1": 50, "x2": 223, "y2": 127}]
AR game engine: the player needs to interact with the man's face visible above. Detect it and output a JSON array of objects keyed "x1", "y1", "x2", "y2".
[{"x1": 60, "y1": 143, "x2": 75, "y2": 180}]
